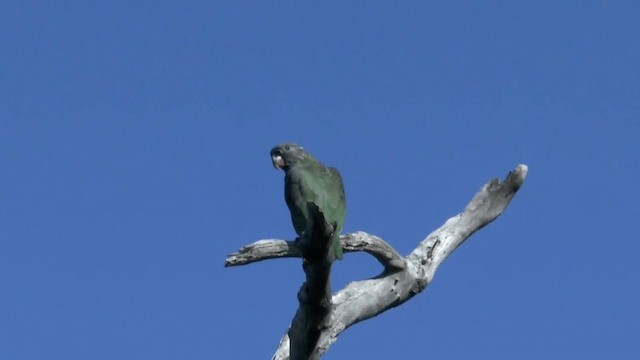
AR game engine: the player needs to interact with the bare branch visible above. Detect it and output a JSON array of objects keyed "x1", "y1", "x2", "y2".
[
  {"x1": 225, "y1": 165, "x2": 528, "y2": 360},
  {"x1": 342, "y1": 232, "x2": 406, "y2": 273},
  {"x1": 408, "y1": 163, "x2": 528, "y2": 274},
  {"x1": 271, "y1": 164, "x2": 528, "y2": 359},
  {"x1": 224, "y1": 240, "x2": 300, "y2": 267},
  {"x1": 225, "y1": 233, "x2": 405, "y2": 271}
]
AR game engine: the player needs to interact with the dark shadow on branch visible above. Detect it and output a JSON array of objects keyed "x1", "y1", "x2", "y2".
[{"x1": 288, "y1": 202, "x2": 336, "y2": 360}]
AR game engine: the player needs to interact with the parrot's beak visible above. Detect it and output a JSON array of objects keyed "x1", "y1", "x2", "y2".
[{"x1": 272, "y1": 155, "x2": 285, "y2": 170}]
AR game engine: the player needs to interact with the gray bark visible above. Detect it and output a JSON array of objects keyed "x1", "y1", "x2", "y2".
[{"x1": 225, "y1": 164, "x2": 528, "y2": 360}]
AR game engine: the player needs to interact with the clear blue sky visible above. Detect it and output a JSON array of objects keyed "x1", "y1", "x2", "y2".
[{"x1": 2, "y1": 1, "x2": 638, "y2": 359}]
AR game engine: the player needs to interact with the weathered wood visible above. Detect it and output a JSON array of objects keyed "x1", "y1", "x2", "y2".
[
  {"x1": 226, "y1": 164, "x2": 528, "y2": 360},
  {"x1": 225, "y1": 232, "x2": 404, "y2": 270}
]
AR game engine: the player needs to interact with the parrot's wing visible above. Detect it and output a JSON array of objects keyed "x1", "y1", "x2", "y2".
[
  {"x1": 287, "y1": 163, "x2": 346, "y2": 260},
  {"x1": 285, "y1": 166, "x2": 321, "y2": 236},
  {"x1": 325, "y1": 167, "x2": 346, "y2": 260},
  {"x1": 323, "y1": 167, "x2": 346, "y2": 233}
]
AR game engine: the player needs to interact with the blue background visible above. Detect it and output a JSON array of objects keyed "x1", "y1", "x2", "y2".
[{"x1": 2, "y1": 1, "x2": 638, "y2": 359}]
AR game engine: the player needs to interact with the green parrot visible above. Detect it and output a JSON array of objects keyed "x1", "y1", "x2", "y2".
[{"x1": 270, "y1": 143, "x2": 345, "y2": 260}]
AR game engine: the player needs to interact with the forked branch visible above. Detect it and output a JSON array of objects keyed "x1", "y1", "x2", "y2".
[{"x1": 226, "y1": 164, "x2": 528, "y2": 360}]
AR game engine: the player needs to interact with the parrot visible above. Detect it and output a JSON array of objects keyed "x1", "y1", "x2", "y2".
[{"x1": 270, "y1": 143, "x2": 345, "y2": 260}]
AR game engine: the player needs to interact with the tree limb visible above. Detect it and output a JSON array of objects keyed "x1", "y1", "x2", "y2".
[
  {"x1": 224, "y1": 239, "x2": 300, "y2": 267},
  {"x1": 226, "y1": 164, "x2": 528, "y2": 360},
  {"x1": 225, "y1": 232, "x2": 404, "y2": 272}
]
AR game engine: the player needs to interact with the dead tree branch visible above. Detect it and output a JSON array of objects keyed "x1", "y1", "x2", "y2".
[
  {"x1": 225, "y1": 232, "x2": 404, "y2": 271},
  {"x1": 226, "y1": 164, "x2": 528, "y2": 360}
]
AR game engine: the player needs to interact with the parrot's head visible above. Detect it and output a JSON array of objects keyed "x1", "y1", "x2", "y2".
[{"x1": 270, "y1": 143, "x2": 308, "y2": 171}]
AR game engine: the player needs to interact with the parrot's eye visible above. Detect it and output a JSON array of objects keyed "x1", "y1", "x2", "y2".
[{"x1": 285, "y1": 145, "x2": 290, "y2": 151}]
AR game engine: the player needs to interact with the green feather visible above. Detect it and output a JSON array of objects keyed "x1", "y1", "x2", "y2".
[{"x1": 271, "y1": 144, "x2": 346, "y2": 260}]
